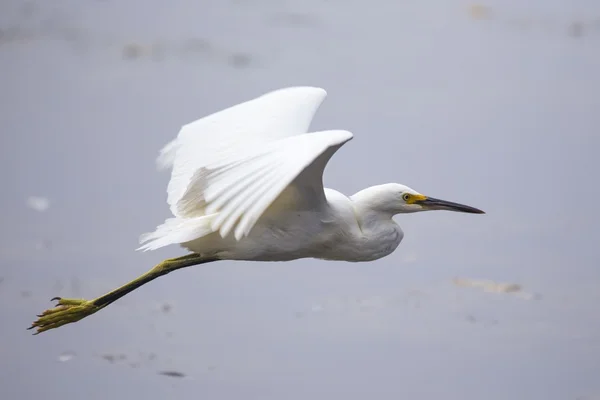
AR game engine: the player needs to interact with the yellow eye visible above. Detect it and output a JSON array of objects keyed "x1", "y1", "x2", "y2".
[{"x1": 402, "y1": 193, "x2": 411, "y2": 201}]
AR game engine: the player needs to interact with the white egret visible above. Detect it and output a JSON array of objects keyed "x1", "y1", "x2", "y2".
[{"x1": 30, "y1": 86, "x2": 484, "y2": 334}]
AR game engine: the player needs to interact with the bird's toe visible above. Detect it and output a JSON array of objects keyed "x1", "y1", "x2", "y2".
[{"x1": 28, "y1": 297, "x2": 99, "y2": 335}]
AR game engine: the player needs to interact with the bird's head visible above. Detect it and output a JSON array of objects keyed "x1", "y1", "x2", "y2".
[{"x1": 353, "y1": 183, "x2": 485, "y2": 215}]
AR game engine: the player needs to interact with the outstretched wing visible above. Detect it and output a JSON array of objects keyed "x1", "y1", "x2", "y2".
[
  {"x1": 160, "y1": 86, "x2": 328, "y2": 217},
  {"x1": 178, "y1": 130, "x2": 352, "y2": 240},
  {"x1": 158, "y1": 87, "x2": 353, "y2": 240}
]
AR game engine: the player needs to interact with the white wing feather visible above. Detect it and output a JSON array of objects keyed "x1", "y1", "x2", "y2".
[
  {"x1": 177, "y1": 130, "x2": 353, "y2": 240},
  {"x1": 161, "y1": 86, "x2": 328, "y2": 218},
  {"x1": 141, "y1": 86, "x2": 353, "y2": 248}
]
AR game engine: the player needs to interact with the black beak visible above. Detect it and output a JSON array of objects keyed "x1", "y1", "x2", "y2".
[{"x1": 420, "y1": 197, "x2": 485, "y2": 214}]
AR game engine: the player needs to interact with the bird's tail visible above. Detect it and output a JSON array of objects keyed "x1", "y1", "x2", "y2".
[{"x1": 137, "y1": 215, "x2": 216, "y2": 252}]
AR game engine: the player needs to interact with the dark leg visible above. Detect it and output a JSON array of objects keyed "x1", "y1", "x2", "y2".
[{"x1": 28, "y1": 253, "x2": 219, "y2": 335}]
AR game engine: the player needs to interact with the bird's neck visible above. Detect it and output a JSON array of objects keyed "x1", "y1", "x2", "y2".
[
  {"x1": 350, "y1": 190, "x2": 396, "y2": 232},
  {"x1": 345, "y1": 190, "x2": 403, "y2": 262},
  {"x1": 354, "y1": 209, "x2": 396, "y2": 235}
]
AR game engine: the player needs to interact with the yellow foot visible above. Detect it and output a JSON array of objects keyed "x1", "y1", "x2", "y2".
[{"x1": 28, "y1": 297, "x2": 101, "y2": 335}]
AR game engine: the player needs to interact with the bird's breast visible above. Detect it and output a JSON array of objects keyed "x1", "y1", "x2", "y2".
[
  {"x1": 346, "y1": 225, "x2": 404, "y2": 262},
  {"x1": 310, "y1": 218, "x2": 404, "y2": 262},
  {"x1": 223, "y1": 208, "x2": 403, "y2": 263}
]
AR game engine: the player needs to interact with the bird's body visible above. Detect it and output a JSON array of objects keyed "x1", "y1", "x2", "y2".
[
  {"x1": 29, "y1": 86, "x2": 484, "y2": 334},
  {"x1": 136, "y1": 86, "x2": 445, "y2": 263},
  {"x1": 180, "y1": 186, "x2": 404, "y2": 262}
]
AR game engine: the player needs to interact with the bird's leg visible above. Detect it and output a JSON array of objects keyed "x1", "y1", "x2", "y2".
[{"x1": 28, "y1": 253, "x2": 219, "y2": 335}]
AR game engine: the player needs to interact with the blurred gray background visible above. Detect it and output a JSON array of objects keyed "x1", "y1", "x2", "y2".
[{"x1": 1, "y1": 0, "x2": 600, "y2": 399}]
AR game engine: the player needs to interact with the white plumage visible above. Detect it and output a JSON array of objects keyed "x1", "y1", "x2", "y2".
[{"x1": 138, "y1": 86, "x2": 484, "y2": 262}]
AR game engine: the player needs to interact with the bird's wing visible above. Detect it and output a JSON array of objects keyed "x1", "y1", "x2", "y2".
[
  {"x1": 177, "y1": 130, "x2": 353, "y2": 240},
  {"x1": 158, "y1": 86, "x2": 328, "y2": 218}
]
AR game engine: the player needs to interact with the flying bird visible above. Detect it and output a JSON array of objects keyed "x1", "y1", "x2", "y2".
[{"x1": 29, "y1": 86, "x2": 484, "y2": 334}]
